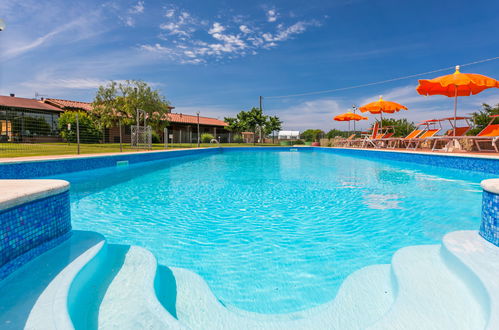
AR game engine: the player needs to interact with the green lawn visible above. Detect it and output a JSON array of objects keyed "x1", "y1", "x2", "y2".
[{"x1": 0, "y1": 143, "x2": 280, "y2": 158}]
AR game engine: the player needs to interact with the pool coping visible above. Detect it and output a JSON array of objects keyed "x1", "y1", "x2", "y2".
[
  {"x1": 0, "y1": 179, "x2": 69, "y2": 211},
  {"x1": 329, "y1": 147, "x2": 499, "y2": 160}
]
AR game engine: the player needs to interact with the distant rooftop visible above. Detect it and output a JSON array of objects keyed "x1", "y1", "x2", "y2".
[{"x1": 0, "y1": 95, "x2": 63, "y2": 112}]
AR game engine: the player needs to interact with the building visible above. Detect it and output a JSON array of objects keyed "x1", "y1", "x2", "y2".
[
  {"x1": 44, "y1": 98, "x2": 229, "y2": 143},
  {"x1": 0, "y1": 95, "x2": 230, "y2": 144},
  {"x1": 0, "y1": 94, "x2": 63, "y2": 142}
]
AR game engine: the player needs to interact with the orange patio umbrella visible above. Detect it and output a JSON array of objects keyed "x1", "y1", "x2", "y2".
[
  {"x1": 416, "y1": 65, "x2": 499, "y2": 136},
  {"x1": 359, "y1": 96, "x2": 408, "y2": 129},
  {"x1": 334, "y1": 112, "x2": 368, "y2": 134}
]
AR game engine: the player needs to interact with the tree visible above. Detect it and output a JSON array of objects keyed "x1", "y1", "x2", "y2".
[
  {"x1": 326, "y1": 129, "x2": 350, "y2": 139},
  {"x1": 92, "y1": 80, "x2": 171, "y2": 137},
  {"x1": 264, "y1": 115, "x2": 283, "y2": 144},
  {"x1": 468, "y1": 103, "x2": 499, "y2": 136},
  {"x1": 58, "y1": 111, "x2": 102, "y2": 143},
  {"x1": 225, "y1": 107, "x2": 268, "y2": 144},
  {"x1": 301, "y1": 129, "x2": 324, "y2": 142},
  {"x1": 371, "y1": 118, "x2": 416, "y2": 137}
]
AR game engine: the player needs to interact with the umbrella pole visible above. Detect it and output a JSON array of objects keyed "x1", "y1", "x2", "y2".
[
  {"x1": 453, "y1": 88, "x2": 458, "y2": 137},
  {"x1": 348, "y1": 121, "x2": 351, "y2": 136}
]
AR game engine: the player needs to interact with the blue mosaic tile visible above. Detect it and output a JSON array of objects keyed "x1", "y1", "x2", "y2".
[
  {"x1": 0, "y1": 148, "x2": 219, "y2": 179},
  {"x1": 2, "y1": 147, "x2": 496, "y2": 179},
  {"x1": 0, "y1": 191, "x2": 71, "y2": 280},
  {"x1": 480, "y1": 190, "x2": 499, "y2": 246},
  {"x1": 313, "y1": 148, "x2": 499, "y2": 175}
]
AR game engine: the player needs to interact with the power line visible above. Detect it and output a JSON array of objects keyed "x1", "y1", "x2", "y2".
[{"x1": 265, "y1": 55, "x2": 499, "y2": 99}]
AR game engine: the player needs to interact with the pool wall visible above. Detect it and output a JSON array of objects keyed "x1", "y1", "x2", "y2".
[
  {"x1": 317, "y1": 147, "x2": 499, "y2": 175},
  {"x1": 0, "y1": 148, "x2": 219, "y2": 179},
  {"x1": 480, "y1": 179, "x2": 499, "y2": 247},
  {"x1": 1, "y1": 147, "x2": 498, "y2": 179},
  {"x1": 0, "y1": 180, "x2": 71, "y2": 280}
]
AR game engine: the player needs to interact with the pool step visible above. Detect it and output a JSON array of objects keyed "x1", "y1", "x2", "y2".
[
  {"x1": 0, "y1": 231, "x2": 106, "y2": 330},
  {"x1": 171, "y1": 263, "x2": 394, "y2": 329},
  {"x1": 442, "y1": 230, "x2": 499, "y2": 329},
  {"x1": 98, "y1": 245, "x2": 184, "y2": 329},
  {"x1": 0, "y1": 230, "x2": 497, "y2": 329},
  {"x1": 369, "y1": 244, "x2": 486, "y2": 330}
]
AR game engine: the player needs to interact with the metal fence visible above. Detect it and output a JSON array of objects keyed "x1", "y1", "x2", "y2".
[{"x1": 0, "y1": 112, "x2": 263, "y2": 158}]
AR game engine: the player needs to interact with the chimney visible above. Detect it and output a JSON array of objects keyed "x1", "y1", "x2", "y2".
[{"x1": 9, "y1": 93, "x2": 15, "y2": 97}]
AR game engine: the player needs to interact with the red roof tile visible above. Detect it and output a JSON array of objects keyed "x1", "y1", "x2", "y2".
[
  {"x1": 44, "y1": 98, "x2": 93, "y2": 111},
  {"x1": 0, "y1": 95, "x2": 63, "y2": 112},
  {"x1": 43, "y1": 97, "x2": 227, "y2": 127},
  {"x1": 167, "y1": 113, "x2": 227, "y2": 126}
]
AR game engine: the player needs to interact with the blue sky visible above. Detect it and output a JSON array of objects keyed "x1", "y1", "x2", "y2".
[{"x1": 1, "y1": 0, "x2": 499, "y2": 131}]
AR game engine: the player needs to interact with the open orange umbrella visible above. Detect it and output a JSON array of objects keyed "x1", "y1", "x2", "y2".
[
  {"x1": 417, "y1": 65, "x2": 499, "y2": 136},
  {"x1": 359, "y1": 96, "x2": 408, "y2": 129},
  {"x1": 334, "y1": 112, "x2": 368, "y2": 134}
]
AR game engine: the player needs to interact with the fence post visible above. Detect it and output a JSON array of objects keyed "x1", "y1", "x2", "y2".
[
  {"x1": 164, "y1": 127, "x2": 168, "y2": 149},
  {"x1": 76, "y1": 113, "x2": 80, "y2": 155},
  {"x1": 119, "y1": 121, "x2": 123, "y2": 152}
]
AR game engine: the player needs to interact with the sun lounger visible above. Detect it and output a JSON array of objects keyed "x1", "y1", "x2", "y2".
[
  {"x1": 339, "y1": 134, "x2": 356, "y2": 147},
  {"x1": 450, "y1": 115, "x2": 499, "y2": 152},
  {"x1": 361, "y1": 122, "x2": 380, "y2": 148},
  {"x1": 384, "y1": 129, "x2": 424, "y2": 149},
  {"x1": 405, "y1": 129, "x2": 440, "y2": 150},
  {"x1": 430, "y1": 126, "x2": 471, "y2": 151}
]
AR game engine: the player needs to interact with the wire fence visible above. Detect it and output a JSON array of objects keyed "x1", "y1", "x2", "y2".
[{"x1": 0, "y1": 111, "x2": 274, "y2": 158}]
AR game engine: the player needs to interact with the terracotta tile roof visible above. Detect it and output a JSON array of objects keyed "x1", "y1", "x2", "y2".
[
  {"x1": 0, "y1": 95, "x2": 63, "y2": 112},
  {"x1": 44, "y1": 98, "x2": 93, "y2": 112},
  {"x1": 167, "y1": 113, "x2": 228, "y2": 126}
]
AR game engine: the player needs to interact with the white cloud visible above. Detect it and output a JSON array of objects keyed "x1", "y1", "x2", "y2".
[
  {"x1": 129, "y1": 1, "x2": 144, "y2": 14},
  {"x1": 270, "y1": 99, "x2": 343, "y2": 131},
  {"x1": 141, "y1": 7, "x2": 320, "y2": 64},
  {"x1": 266, "y1": 9, "x2": 278, "y2": 22},
  {"x1": 2, "y1": 15, "x2": 99, "y2": 59},
  {"x1": 165, "y1": 9, "x2": 175, "y2": 18},
  {"x1": 208, "y1": 22, "x2": 225, "y2": 34},
  {"x1": 239, "y1": 25, "x2": 251, "y2": 34}
]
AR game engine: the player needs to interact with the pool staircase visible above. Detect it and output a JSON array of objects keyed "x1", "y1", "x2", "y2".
[{"x1": 0, "y1": 230, "x2": 498, "y2": 329}]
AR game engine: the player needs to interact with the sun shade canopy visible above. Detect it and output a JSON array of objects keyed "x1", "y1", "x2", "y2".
[
  {"x1": 417, "y1": 66, "x2": 499, "y2": 97},
  {"x1": 333, "y1": 112, "x2": 368, "y2": 121},
  {"x1": 359, "y1": 96, "x2": 408, "y2": 114}
]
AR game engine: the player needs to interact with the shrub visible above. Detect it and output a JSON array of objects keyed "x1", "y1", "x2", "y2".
[
  {"x1": 58, "y1": 111, "x2": 102, "y2": 143},
  {"x1": 292, "y1": 139, "x2": 305, "y2": 145},
  {"x1": 201, "y1": 133, "x2": 215, "y2": 143},
  {"x1": 232, "y1": 133, "x2": 243, "y2": 143},
  {"x1": 151, "y1": 131, "x2": 161, "y2": 143}
]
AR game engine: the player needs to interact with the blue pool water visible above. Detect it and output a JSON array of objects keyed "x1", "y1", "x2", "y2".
[{"x1": 57, "y1": 149, "x2": 491, "y2": 314}]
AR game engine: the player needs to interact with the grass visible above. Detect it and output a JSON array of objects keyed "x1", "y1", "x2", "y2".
[{"x1": 0, "y1": 142, "x2": 281, "y2": 158}]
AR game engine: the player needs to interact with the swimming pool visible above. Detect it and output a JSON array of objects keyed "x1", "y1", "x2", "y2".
[{"x1": 54, "y1": 149, "x2": 493, "y2": 314}]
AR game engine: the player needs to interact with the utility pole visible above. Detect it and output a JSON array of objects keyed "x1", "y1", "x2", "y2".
[
  {"x1": 259, "y1": 96, "x2": 263, "y2": 144},
  {"x1": 197, "y1": 111, "x2": 200, "y2": 147},
  {"x1": 352, "y1": 105, "x2": 358, "y2": 135}
]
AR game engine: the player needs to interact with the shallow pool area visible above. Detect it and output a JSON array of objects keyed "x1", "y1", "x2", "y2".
[{"x1": 54, "y1": 148, "x2": 493, "y2": 314}]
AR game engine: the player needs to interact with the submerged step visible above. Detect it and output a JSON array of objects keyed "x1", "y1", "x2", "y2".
[
  {"x1": 98, "y1": 246, "x2": 183, "y2": 329},
  {"x1": 442, "y1": 230, "x2": 499, "y2": 329},
  {"x1": 171, "y1": 263, "x2": 393, "y2": 329},
  {"x1": 369, "y1": 244, "x2": 486, "y2": 330},
  {"x1": 0, "y1": 231, "x2": 105, "y2": 330}
]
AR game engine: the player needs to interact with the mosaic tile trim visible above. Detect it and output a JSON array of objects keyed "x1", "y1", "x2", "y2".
[
  {"x1": 0, "y1": 148, "x2": 219, "y2": 179},
  {"x1": 0, "y1": 191, "x2": 71, "y2": 280},
  {"x1": 480, "y1": 190, "x2": 499, "y2": 247},
  {"x1": 2, "y1": 147, "x2": 496, "y2": 179},
  {"x1": 315, "y1": 148, "x2": 499, "y2": 175},
  {"x1": 0, "y1": 231, "x2": 72, "y2": 281}
]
